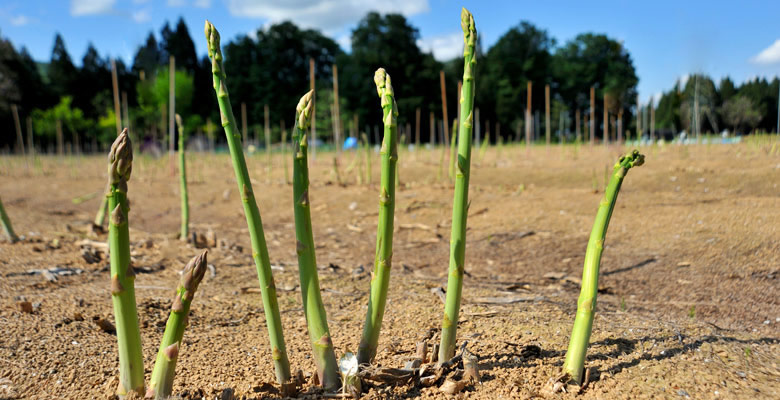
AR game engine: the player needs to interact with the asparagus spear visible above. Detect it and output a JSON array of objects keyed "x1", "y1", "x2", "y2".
[
  {"x1": 204, "y1": 21, "x2": 291, "y2": 387},
  {"x1": 146, "y1": 251, "x2": 208, "y2": 400},
  {"x1": 357, "y1": 68, "x2": 398, "y2": 365},
  {"x1": 362, "y1": 132, "x2": 371, "y2": 184},
  {"x1": 94, "y1": 196, "x2": 108, "y2": 228},
  {"x1": 176, "y1": 114, "x2": 189, "y2": 241},
  {"x1": 291, "y1": 91, "x2": 340, "y2": 389},
  {"x1": 0, "y1": 196, "x2": 19, "y2": 243},
  {"x1": 107, "y1": 129, "x2": 145, "y2": 397},
  {"x1": 439, "y1": 8, "x2": 477, "y2": 362},
  {"x1": 562, "y1": 150, "x2": 644, "y2": 384}
]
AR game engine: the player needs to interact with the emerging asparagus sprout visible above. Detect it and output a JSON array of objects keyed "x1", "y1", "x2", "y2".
[
  {"x1": 176, "y1": 114, "x2": 189, "y2": 241},
  {"x1": 205, "y1": 20, "x2": 292, "y2": 388},
  {"x1": 146, "y1": 251, "x2": 208, "y2": 400},
  {"x1": 357, "y1": 68, "x2": 399, "y2": 365},
  {"x1": 439, "y1": 8, "x2": 477, "y2": 362},
  {"x1": 562, "y1": 150, "x2": 645, "y2": 384},
  {"x1": 291, "y1": 90, "x2": 340, "y2": 389},
  {"x1": 107, "y1": 129, "x2": 145, "y2": 397},
  {"x1": 0, "y1": 196, "x2": 19, "y2": 243}
]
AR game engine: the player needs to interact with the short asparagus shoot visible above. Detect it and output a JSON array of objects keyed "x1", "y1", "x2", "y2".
[
  {"x1": 146, "y1": 251, "x2": 208, "y2": 400},
  {"x1": 291, "y1": 91, "x2": 340, "y2": 389},
  {"x1": 0, "y1": 196, "x2": 19, "y2": 243},
  {"x1": 205, "y1": 21, "x2": 291, "y2": 387},
  {"x1": 357, "y1": 68, "x2": 398, "y2": 365},
  {"x1": 176, "y1": 114, "x2": 189, "y2": 241},
  {"x1": 439, "y1": 8, "x2": 477, "y2": 362},
  {"x1": 107, "y1": 129, "x2": 145, "y2": 397},
  {"x1": 562, "y1": 150, "x2": 645, "y2": 384}
]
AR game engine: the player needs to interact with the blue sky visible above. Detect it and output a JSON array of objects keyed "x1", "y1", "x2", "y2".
[{"x1": 2, "y1": 0, "x2": 780, "y2": 105}]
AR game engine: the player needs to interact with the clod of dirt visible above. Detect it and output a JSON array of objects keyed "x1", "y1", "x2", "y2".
[
  {"x1": 439, "y1": 378, "x2": 467, "y2": 395},
  {"x1": 94, "y1": 317, "x2": 115, "y2": 334},
  {"x1": 17, "y1": 301, "x2": 33, "y2": 313}
]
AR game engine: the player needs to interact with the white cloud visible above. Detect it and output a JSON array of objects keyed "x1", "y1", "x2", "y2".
[
  {"x1": 226, "y1": 0, "x2": 429, "y2": 34},
  {"x1": 335, "y1": 33, "x2": 351, "y2": 52},
  {"x1": 750, "y1": 39, "x2": 780, "y2": 65},
  {"x1": 132, "y1": 9, "x2": 151, "y2": 23},
  {"x1": 679, "y1": 73, "x2": 689, "y2": 87},
  {"x1": 417, "y1": 32, "x2": 462, "y2": 61},
  {"x1": 194, "y1": 0, "x2": 212, "y2": 8},
  {"x1": 167, "y1": 0, "x2": 186, "y2": 6},
  {"x1": 71, "y1": 0, "x2": 116, "y2": 16},
  {"x1": 10, "y1": 15, "x2": 30, "y2": 26}
]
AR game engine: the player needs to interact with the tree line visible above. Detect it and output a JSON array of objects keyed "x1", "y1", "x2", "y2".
[{"x1": 1, "y1": 14, "x2": 777, "y2": 152}]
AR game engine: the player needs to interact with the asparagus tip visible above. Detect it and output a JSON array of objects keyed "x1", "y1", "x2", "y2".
[
  {"x1": 295, "y1": 90, "x2": 314, "y2": 130},
  {"x1": 461, "y1": 8, "x2": 475, "y2": 37},
  {"x1": 204, "y1": 20, "x2": 221, "y2": 58},
  {"x1": 181, "y1": 250, "x2": 208, "y2": 292},
  {"x1": 373, "y1": 68, "x2": 395, "y2": 99},
  {"x1": 108, "y1": 129, "x2": 133, "y2": 188},
  {"x1": 175, "y1": 113, "x2": 183, "y2": 127},
  {"x1": 618, "y1": 149, "x2": 645, "y2": 170}
]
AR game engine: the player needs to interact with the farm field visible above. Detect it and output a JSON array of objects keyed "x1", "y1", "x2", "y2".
[{"x1": 1, "y1": 142, "x2": 778, "y2": 399}]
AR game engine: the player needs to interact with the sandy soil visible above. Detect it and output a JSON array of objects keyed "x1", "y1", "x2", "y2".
[{"x1": 1, "y1": 141, "x2": 778, "y2": 399}]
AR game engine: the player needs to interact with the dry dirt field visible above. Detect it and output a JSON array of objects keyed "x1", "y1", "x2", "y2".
[{"x1": 1, "y1": 142, "x2": 778, "y2": 399}]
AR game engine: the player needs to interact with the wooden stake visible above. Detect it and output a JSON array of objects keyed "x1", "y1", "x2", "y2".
[
  {"x1": 169, "y1": 56, "x2": 175, "y2": 175},
  {"x1": 26, "y1": 116, "x2": 34, "y2": 158},
  {"x1": 439, "y1": 70, "x2": 450, "y2": 149},
  {"x1": 575, "y1": 109, "x2": 581, "y2": 142},
  {"x1": 617, "y1": 109, "x2": 623, "y2": 143},
  {"x1": 603, "y1": 93, "x2": 609, "y2": 146},
  {"x1": 526, "y1": 81, "x2": 532, "y2": 147},
  {"x1": 309, "y1": 58, "x2": 316, "y2": 160},
  {"x1": 636, "y1": 95, "x2": 641, "y2": 142},
  {"x1": 589, "y1": 86, "x2": 595, "y2": 146},
  {"x1": 110, "y1": 59, "x2": 122, "y2": 137},
  {"x1": 650, "y1": 97, "x2": 655, "y2": 143},
  {"x1": 415, "y1": 107, "x2": 421, "y2": 148},
  {"x1": 264, "y1": 104, "x2": 271, "y2": 170},
  {"x1": 332, "y1": 64, "x2": 341, "y2": 154},
  {"x1": 545, "y1": 84, "x2": 550, "y2": 146},
  {"x1": 241, "y1": 102, "x2": 248, "y2": 146},
  {"x1": 11, "y1": 104, "x2": 24, "y2": 155},
  {"x1": 56, "y1": 119, "x2": 64, "y2": 156},
  {"x1": 121, "y1": 91, "x2": 130, "y2": 147}
]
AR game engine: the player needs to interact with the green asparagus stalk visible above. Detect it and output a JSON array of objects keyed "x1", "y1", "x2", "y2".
[
  {"x1": 439, "y1": 8, "x2": 477, "y2": 362},
  {"x1": 95, "y1": 195, "x2": 108, "y2": 228},
  {"x1": 562, "y1": 149, "x2": 644, "y2": 384},
  {"x1": 205, "y1": 21, "x2": 291, "y2": 387},
  {"x1": 0, "y1": 196, "x2": 19, "y2": 243},
  {"x1": 357, "y1": 68, "x2": 399, "y2": 365},
  {"x1": 282, "y1": 128, "x2": 290, "y2": 184},
  {"x1": 107, "y1": 129, "x2": 144, "y2": 397},
  {"x1": 146, "y1": 251, "x2": 208, "y2": 400},
  {"x1": 291, "y1": 91, "x2": 340, "y2": 389},
  {"x1": 176, "y1": 114, "x2": 189, "y2": 241},
  {"x1": 362, "y1": 133, "x2": 371, "y2": 184},
  {"x1": 448, "y1": 119, "x2": 457, "y2": 182}
]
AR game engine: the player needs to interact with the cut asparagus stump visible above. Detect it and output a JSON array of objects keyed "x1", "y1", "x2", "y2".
[
  {"x1": 204, "y1": 20, "x2": 292, "y2": 388},
  {"x1": 357, "y1": 68, "x2": 399, "y2": 365},
  {"x1": 291, "y1": 91, "x2": 340, "y2": 389},
  {"x1": 175, "y1": 114, "x2": 189, "y2": 241},
  {"x1": 146, "y1": 251, "x2": 209, "y2": 400},
  {"x1": 439, "y1": 8, "x2": 477, "y2": 362},
  {"x1": 562, "y1": 150, "x2": 645, "y2": 384},
  {"x1": 0, "y1": 196, "x2": 19, "y2": 243},
  {"x1": 107, "y1": 129, "x2": 145, "y2": 397}
]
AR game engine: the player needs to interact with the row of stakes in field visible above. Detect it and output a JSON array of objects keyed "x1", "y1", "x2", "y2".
[{"x1": 0, "y1": 9, "x2": 646, "y2": 399}]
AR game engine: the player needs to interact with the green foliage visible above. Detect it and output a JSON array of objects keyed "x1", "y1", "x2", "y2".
[
  {"x1": 721, "y1": 96, "x2": 762, "y2": 133},
  {"x1": 32, "y1": 96, "x2": 89, "y2": 140}
]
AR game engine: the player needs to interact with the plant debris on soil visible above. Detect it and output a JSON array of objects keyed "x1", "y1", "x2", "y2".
[{"x1": 1, "y1": 144, "x2": 778, "y2": 399}]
